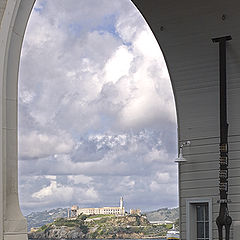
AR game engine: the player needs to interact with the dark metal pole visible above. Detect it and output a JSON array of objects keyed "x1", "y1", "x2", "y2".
[{"x1": 212, "y1": 35, "x2": 232, "y2": 240}]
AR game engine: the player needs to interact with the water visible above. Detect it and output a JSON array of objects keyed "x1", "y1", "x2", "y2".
[{"x1": 29, "y1": 239, "x2": 166, "y2": 240}]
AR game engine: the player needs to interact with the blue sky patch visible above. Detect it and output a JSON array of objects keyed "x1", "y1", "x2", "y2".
[{"x1": 34, "y1": 0, "x2": 47, "y2": 14}]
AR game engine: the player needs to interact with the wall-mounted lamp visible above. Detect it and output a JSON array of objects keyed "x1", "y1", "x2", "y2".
[{"x1": 175, "y1": 141, "x2": 191, "y2": 163}]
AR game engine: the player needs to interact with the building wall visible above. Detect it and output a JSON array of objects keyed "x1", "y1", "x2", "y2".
[
  {"x1": 130, "y1": 209, "x2": 141, "y2": 215},
  {"x1": 77, "y1": 207, "x2": 125, "y2": 216},
  {"x1": 132, "y1": 0, "x2": 240, "y2": 239},
  {"x1": 74, "y1": 197, "x2": 125, "y2": 216}
]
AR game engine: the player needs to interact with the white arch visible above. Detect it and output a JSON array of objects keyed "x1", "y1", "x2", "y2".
[
  {"x1": 0, "y1": 1, "x2": 35, "y2": 239},
  {"x1": 2, "y1": 0, "x2": 240, "y2": 240}
]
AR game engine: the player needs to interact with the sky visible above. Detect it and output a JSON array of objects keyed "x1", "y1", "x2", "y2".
[{"x1": 18, "y1": 0, "x2": 177, "y2": 215}]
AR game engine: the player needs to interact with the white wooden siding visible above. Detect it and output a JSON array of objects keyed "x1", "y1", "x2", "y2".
[{"x1": 132, "y1": 1, "x2": 240, "y2": 239}]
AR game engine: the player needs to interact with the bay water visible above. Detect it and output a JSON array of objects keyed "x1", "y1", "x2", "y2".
[{"x1": 29, "y1": 239, "x2": 166, "y2": 240}]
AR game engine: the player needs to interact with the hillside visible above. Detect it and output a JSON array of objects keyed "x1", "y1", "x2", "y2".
[
  {"x1": 145, "y1": 207, "x2": 179, "y2": 222},
  {"x1": 26, "y1": 208, "x2": 68, "y2": 231},
  {"x1": 28, "y1": 214, "x2": 174, "y2": 239}
]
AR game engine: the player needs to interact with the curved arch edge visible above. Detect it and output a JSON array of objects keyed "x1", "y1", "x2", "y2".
[{"x1": 0, "y1": 0, "x2": 35, "y2": 239}]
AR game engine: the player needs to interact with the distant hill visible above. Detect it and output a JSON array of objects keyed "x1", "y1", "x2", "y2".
[
  {"x1": 145, "y1": 207, "x2": 179, "y2": 222},
  {"x1": 25, "y1": 208, "x2": 68, "y2": 231}
]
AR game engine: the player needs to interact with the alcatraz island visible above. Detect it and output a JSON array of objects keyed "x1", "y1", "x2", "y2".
[{"x1": 28, "y1": 197, "x2": 179, "y2": 239}]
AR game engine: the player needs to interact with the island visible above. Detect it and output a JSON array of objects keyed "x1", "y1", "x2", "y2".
[{"x1": 28, "y1": 214, "x2": 178, "y2": 239}]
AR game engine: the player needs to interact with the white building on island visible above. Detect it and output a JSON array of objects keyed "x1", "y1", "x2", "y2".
[{"x1": 71, "y1": 197, "x2": 125, "y2": 217}]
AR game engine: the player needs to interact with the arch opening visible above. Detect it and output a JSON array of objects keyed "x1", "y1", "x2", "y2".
[{"x1": 0, "y1": 0, "x2": 178, "y2": 239}]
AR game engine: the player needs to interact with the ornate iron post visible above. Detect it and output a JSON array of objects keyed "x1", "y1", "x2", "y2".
[{"x1": 212, "y1": 36, "x2": 232, "y2": 240}]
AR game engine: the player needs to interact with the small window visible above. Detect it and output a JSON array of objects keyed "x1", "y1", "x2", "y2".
[
  {"x1": 186, "y1": 199, "x2": 212, "y2": 240},
  {"x1": 196, "y1": 204, "x2": 209, "y2": 240}
]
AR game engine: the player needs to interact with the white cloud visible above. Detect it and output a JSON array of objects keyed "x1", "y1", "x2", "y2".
[
  {"x1": 68, "y1": 175, "x2": 93, "y2": 185},
  {"x1": 134, "y1": 29, "x2": 162, "y2": 59},
  {"x1": 45, "y1": 175, "x2": 56, "y2": 180},
  {"x1": 156, "y1": 172, "x2": 171, "y2": 183},
  {"x1": 18, "y1": 0, "x2": 178, "y2": 213},
  {"x1": 144, "y1": 148, "x2": 170, "y2": 163},
  {"x1": 104, "y1": 46, "x2": 133, "y2": 84},
  {"x1": 19, "y1": 89, "x2": 36, "y2": 104},
  {"x1": 32, "y1": 179, "x2": 98, "y2": 205},
  {"x1": 19, "y1": 131, "x2": 74, "y2": 159},
  {"x1": 84, "y1": 187, "x2": 99, "y2": 202},
  {"x1": 32, "y1": 180, "x2": 74, "y2": 200}
]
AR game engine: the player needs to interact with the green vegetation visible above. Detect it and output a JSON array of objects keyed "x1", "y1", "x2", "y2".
[
  {"x1": 37, "y1": 223, "x2": 51, "y2": 232},
  {"x1": 53, "y1": 216, "x2": 88, "y2": 233}
]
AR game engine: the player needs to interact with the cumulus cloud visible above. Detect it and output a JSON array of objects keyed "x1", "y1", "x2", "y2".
[
  {"x1": 19, "y1": 131, "x2": 74, "y2": 159},
  {"x1": 104, "y1": 46, "x2": 134, "y2": 84},
  {"x1": 68, "y1": 175, "x2": 93, "y2": 185},
  {"x1": 32, "y1": 180, "x2": 73, "y2": 200},
  {"x1": 18, "y1": 0, "x2": 177, "y2": 214}
]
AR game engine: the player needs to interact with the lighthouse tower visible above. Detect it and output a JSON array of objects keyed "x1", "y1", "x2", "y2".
[{"x1": 120, "y1": 197, "x2": 124, "y2": 215}]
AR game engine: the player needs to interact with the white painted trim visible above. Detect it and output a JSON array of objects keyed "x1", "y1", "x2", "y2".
[{"x1": 186, "y1": 198, "x2": 212, "y2": 240}]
